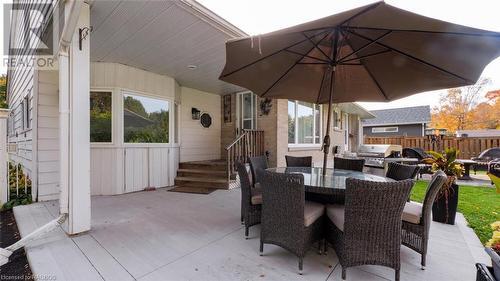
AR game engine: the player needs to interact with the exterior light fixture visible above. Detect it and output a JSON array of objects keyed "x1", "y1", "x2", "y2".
[{"x1": 191, "y1": 108, "x2": 201, "y2": 120}]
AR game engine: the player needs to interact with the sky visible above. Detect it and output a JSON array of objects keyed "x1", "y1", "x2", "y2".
[
  {"x1": 197, "y1": 0, "x2": 500, "y2": 110},
  {"x1": 2, "y1": 0, "x2": 500, "y2": 111}
]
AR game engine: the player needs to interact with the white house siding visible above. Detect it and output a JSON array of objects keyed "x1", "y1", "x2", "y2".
[
  {"x1": 36, "y1": 70, "x2": 59, "y2": 201},
  {"x1": 89, "y1": 62, "x2": 179, "y2": 195},
  {"x1": 179, "y1": 87, "x2": 221, "y2": 162},
  {"x1": 7, "y1": 61, "x2": 35, "y2": 176},
  {"x1": 7, "y1": 1, "x2": 54, "y2": 199}
]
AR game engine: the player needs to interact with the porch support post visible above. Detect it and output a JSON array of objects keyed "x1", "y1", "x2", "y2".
[
  {"x1": 59, "y1": 2, "x2": 91, "y2": 234},
  {"x1": 0, "y1": 109, "x2": 9, "y2": 205}
]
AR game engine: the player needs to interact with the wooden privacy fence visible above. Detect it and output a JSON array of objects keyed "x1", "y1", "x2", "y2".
[{"x1": 364, "y1": 136, "x2": 500, "y2": 159}]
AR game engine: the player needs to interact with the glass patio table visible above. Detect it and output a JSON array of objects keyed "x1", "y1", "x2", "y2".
[{"x1": 266, "y1": 167, "x2": 395, "y2": 203}]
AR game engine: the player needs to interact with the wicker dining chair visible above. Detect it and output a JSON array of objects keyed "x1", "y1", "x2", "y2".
[
  {"x1": 326, "y1": 178, "x2": 414, "y2": 281},
  {"x1": 401, "y1": 170, "x2": 447, "y2": 269},
  {"x1": 236, "y1": 162, "x2": 262, "y2": 239},
  {"x1": 386, "y1": 162, "x2": 420, "y2": 181},
  {"x1": 333, "y1": 157, "x2": 365, "y2": 172},
  {"x1": 260, "y1": 171, "x2": 325, "y2": 275},
  {"x1": 249, "y1": 156, "x2": 268, "y2": 187},
  {"x1": 285, "y1": 155, "x2": 313, "y2": 167}
]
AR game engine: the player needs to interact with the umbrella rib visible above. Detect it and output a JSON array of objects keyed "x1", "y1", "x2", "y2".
[
  {"x1": 336, "y1": 30, "x2": 392, "y2": 63},
  {"x1": 337, "y1": 1, "x2": 384, "y2": 27},
  {"x1": 340, "y1": 49, "x2": 391, "y2": 63},
  {"x1": 344, "y1": 26, "x2": 500, "y2": 38},
  {"x1": 284, "y1": 49, "x2": 330, "y2": 63},
  {"x1": 339, "y1": 63, "x2": 363, "y2": 65},
  {"x1": 341, "y1": 30, "x2": 390, "y2": 101},
  {"x1": 220, "y1": 29, "x2": 330, "y2": 78},
  {"x1": 302, "y1": 32, "x2": 332, "y2": 62},
  {"x1": 297, "y1": 62, "x2": 329, "y2": 64},
  {"x1": 363, "y1": 64, "x2": 390, "y2": 101},
  {"x1": 291, "y1": 2, "x2": 383, "y2": 37},
  {"x1": 345, "y1": 29, "x2": 474, "y2": 83},
  {"x1": 316, "y1": 68, "x2": 328, "y2": 104},
  {"x1": 261, "y1": 32, "x2": 331, "y2": 98}
]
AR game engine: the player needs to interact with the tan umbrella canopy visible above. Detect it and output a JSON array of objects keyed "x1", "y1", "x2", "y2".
[{"x1": 219, "y1": 1, "x2": 500, "y2": 174}]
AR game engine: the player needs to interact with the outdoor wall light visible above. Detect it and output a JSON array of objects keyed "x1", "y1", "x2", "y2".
[
  {"x1": 192, "y1": 108, "x2": 201, "y2": 120},
  {"x1": 187, "y1": 65, "x2": 198, "y2": 70}
]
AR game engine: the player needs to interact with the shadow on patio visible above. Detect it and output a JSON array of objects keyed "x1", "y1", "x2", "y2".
[{"x1": 14, "y1": 188, "x2": 488, "y2": 281}]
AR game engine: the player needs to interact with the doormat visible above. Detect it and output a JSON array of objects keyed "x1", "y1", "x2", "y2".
[{"x1": 168, "y1": 186, "x2": 217, "y2": 194}]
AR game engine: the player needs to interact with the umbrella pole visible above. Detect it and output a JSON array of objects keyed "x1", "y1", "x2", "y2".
[{"x1": 322, "y1": 66, "x2": 336, "y2": 176}]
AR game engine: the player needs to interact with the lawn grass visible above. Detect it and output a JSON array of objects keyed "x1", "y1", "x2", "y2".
[{"x1": 410, "y1": 180, "x2": 500, "y2": 244}]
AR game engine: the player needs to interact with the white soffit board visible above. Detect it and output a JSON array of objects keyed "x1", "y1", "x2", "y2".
[{"x1": 89, "y1": 1, "x2": 245, "y2": 95}]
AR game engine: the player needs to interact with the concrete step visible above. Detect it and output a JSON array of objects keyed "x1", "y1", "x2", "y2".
[{"x1": 174, "y1": 176, "x2": 229, "y2": 189}]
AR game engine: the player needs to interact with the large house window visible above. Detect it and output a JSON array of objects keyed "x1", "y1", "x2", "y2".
[
  {"x1": 288, "y1": 100, "x2": 322, "y2": 145},
  {"x1": 123, "y1": 93, "x2": 169, "y2": 143},
  {"x1": 372, "y1": 126, "x2": 398, "y2": 133},
  {"x1": 90, "y1": 91, "x2": 112, "y2": 142}
]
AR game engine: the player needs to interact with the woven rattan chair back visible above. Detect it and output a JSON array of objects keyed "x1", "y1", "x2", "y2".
[
  {"x1": 249, "y1": 156, "x2": 268, "y2": 185},
  {"x1": 401, "y1": 170, "x2": 447, "y2": 269},
  {"x1": 261, "y1": 171, "x2": 305, "y2": 240},
  {"x1": 422, "y1": 170, "x2": 447, "y2": 227},
  {"x1": 236, "y1": 162, "x2": 253, "y2": 206},
  {"x1": 343, "y1": 178, "x2": 414, "y2": 271},
  {"x1": 285, "y1": 155, "x2": 313, "y2": 167},
  {"x1": 386, "y1": 162, "x2": 420, "y2": 181},
  {"x1": 333, "y1": 157, "x2": 365, "y2": 172}
]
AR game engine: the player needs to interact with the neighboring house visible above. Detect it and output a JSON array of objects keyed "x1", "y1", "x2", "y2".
[
  {"x1": 6, "y1": 0, "x2": 372, "y2": 234},
  {"x1": 456, "y1": 129, "x2": 500, "y2": 137},
  {"x1": 362, "y1": 105, "x2": 431, "y2": 137}
]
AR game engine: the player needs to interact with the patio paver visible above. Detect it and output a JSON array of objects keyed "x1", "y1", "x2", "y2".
[{"x1": 14, "y1": 188, "x2": 488, "y2": 281}]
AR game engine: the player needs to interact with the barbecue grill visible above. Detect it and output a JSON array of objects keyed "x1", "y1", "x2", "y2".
[{"x1": 358, "y1": 144, "x2": 418, "y2": 176}]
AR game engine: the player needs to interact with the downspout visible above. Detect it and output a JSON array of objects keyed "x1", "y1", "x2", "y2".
[{"x1": 0, "y1": 0, "x2": 83, "y2": 266}]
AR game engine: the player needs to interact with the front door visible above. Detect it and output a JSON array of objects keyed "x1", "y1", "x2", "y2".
[{"x1": 237, "y1": 91, "x2": 257, "y2": 133}]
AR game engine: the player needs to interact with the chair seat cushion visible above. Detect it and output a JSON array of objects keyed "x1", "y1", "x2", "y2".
[
  {"x1": 326, "y1": 204, "x2": 345, "y2": 231},
  {"x1": 304, "y1": 201, "x2": 325, "y2": 227},
  {"x1": 402, "y1": 201, "x2": 423, "y2": 224}
]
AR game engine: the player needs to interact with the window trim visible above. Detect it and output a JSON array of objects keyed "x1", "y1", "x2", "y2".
[
  {"x1": 122, "y1": 90, "x2": 172, "y2": 145},
  {"x1": 24, "y1": 95, "x2": 31, "y2": 130},
  {"x1": 288, "y1": 100, "x2": 323, "y2": 146},
  {"x1": 236, "y1": 91, "x2": 258, "y2": 131},
  {"x1": 90, "y1": 90, "x2": 114, "y2": 144},
  {"x1": 8, "y1": 111, "x2": 14, "y2": 136},
  {"x1": 372, "y1": 126, "x2": 399, "y2": 133}
]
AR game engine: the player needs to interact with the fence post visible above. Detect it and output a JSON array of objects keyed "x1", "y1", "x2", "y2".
[{"x1": 0, "y1": 109, "x2": 9, "y2": 205}]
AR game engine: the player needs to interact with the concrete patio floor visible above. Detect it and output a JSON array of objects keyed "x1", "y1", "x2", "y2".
[{"x1": 14, "y1": 188, "x2": 489, "y2": 281}]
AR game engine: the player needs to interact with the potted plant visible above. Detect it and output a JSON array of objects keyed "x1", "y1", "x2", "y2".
[
  {"x1": 423, "y1": 148, "x2": 463, "y2": 225},
  {"x1": 486, "y1": 221, "x2": 500, "y2": 280}
]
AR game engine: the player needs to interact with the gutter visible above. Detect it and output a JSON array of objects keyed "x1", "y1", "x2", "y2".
[{"x1": 361, "y1": 121, "x2": 431, "y2": 127}]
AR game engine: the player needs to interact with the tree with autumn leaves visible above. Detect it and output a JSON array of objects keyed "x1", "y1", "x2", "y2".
[{"x1": 431, "y1": 77, "x2": 500, "y2": 132}]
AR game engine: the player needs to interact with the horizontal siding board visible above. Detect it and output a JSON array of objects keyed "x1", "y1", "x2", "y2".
[
  {"x1": 39, "y1": 172, "x2": 59, "y2": 185},
  {"x1": 38, "y1": 150, "x2": 59, "y2": 162},
  {"x1": 38, "y1": 117, "x2": 58, "y2": 129},
  {"x1": 38, "y1": 161, "x2": 59, "y2": 173}
]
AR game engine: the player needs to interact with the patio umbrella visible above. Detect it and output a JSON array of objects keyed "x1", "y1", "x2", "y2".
[{"x1": 219, "y1": 1, "x2": 500, "y2": 175}]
